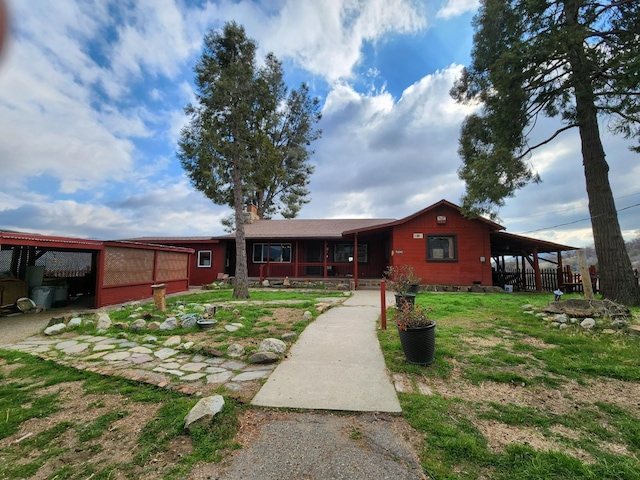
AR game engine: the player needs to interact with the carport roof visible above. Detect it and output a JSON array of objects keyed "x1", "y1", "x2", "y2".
[{"x1": 490, "y1": 231, "x2": 577, "y2": 257}]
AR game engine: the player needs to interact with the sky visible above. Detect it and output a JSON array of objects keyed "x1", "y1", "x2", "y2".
[{"x1": 0, "y1": 0, "x2": 638, "y2": 248}]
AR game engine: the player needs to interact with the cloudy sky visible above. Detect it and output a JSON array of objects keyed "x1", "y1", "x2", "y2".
[{"x1": 0, "y1": 0, "x2": 638, "y2": 247}]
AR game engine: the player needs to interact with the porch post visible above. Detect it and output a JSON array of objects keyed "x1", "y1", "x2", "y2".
[
  {"x1": 533, "y1": 247, "x2": 542, "y2": 292},
  {"x1": 295, "y1": 240, "x2": 299, "y2": 278},
  {"x1": 353, "y1": 233, "x2": 359, "y2": 289},
  {"x1": 521, "y1": 256, "x2": 526, "y2": 290},
  {"x1": 557, "y1": 251, "x2": 564, "y2": 291},
  {"x1": 323, "y1": 240, "x2": 328, "y2": 278}
]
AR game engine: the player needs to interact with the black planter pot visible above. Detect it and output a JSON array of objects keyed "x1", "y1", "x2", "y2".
[
  {"x1": 397, "y1": 322, "x2": 436, "y2": 365},
  {"x1": 395, "y1": 293, "x2": 416, "y2": 310}
]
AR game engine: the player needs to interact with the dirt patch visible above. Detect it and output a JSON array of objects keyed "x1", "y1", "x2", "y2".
[{"x1": 0, "y1": 379, "x2": 164, "y2": 478}]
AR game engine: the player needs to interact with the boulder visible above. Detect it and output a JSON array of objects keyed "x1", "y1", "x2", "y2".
[
  {"x1": 184, "y1": 395, "x2": 225, "y2": 431},
  {"x1": 130, "y1": 319, "x2": 147, "y2": 332},
  {"x1": 44, "y1": 323, "x2": 66, "y2": 336},
  {"x1": 163, "y1": 335, "x2": 181, "y2": 347},
  {"x1": 258, "y1": 338, "x2": 286, "y2": 355},
  {"x1": 68, "y1": 317, "x2": 82, "y2": 327},
  {"x1": 227, "y1": 343, "x2": 245, "y2": 358},
  {"x1": 303, "y1": 311, "x2": 313, "y2": 321},
  {"x1": 281, "y1": 332, "x2": 297, "y2": 341},
  {"x1": 181, "y1": 313, "x2": 201, "y2": 329},
  {"x1": 580, "y1": 318, "x2": 596, "y2": 329},
  {"x1": 627, "y1": 325, "x2": 640, "y2": 337},
  {"x1": 96, "y1": 312, "x2": 111, "y2": 331},
  {"x1": 159, "y1": 317, "x2": 178, "y2": 330},
  {"x1": 249, "y1": 351, "x2": 280, "y2": 364}
]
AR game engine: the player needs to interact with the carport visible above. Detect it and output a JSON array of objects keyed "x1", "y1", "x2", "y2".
[
  {"x1": 1, "y1": 231, "x2": 193, "y2": 310},
  {"x1": 489, "y1": 231, "x2": 578, "y2": 292}
]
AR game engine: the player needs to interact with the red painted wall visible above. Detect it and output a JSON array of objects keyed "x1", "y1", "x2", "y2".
[{"x1": 390, "y1": 204, "x2": 494, "y2": 286}]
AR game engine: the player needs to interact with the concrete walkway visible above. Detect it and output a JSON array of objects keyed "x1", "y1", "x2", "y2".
[{"x1": 252, "y1": 289, "x2": 401, "y2": 413}]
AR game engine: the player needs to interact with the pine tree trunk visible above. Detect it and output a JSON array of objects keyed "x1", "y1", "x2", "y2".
[
  {"x1": 565, "y1": 0, "x2": 640, "y2": 305},
  {"x1": 232, "y1": 161, "x2": 250, "y2": 299}
]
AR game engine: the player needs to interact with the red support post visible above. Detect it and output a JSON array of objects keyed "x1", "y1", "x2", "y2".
[{"x1": 380, "y1": 280, "x2": 387, "y2": 330}]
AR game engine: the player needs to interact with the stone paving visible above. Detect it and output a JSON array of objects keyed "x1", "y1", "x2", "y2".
[{"x1": 0, "y1": 333, "x2": 276, "y2": 398}]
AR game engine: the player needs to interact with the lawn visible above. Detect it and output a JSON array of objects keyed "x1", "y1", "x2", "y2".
[
  {"x1": 379, "y1": 291, "x2": 640, "y2": 479},
  {"x1": 0, "y1": 288, "x2": 346, "y2": 479}
]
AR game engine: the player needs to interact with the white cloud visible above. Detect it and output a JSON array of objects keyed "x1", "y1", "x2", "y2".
[
  {"x1": 258, "y1": 0, "x2": 427, "y2": 83},
  {"x1": 437, "y1": 0, "x2": 479, "y2": 19}
]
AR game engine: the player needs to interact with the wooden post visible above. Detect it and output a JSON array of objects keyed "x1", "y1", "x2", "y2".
[
  {"x1": 151, "y1": 283, "x2": 167, "y2": 312},
  {"x1": 380, "y1": 280, "x2": 387, "y2": 330},
  {"x1": 577, "y1": 250, "x2": 594, "y2": 300}
]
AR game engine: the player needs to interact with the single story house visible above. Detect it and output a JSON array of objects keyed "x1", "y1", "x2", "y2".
[{"x1": 132, "y1": 199, "x2": 577, "y2": 292}]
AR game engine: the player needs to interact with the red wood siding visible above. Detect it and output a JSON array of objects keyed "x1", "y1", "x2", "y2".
[{"x1": 390, "y1": 204, "x2": 493, "y2": 286}]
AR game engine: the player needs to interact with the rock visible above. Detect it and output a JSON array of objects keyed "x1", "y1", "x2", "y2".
[
  {"x1": 112, "y1": 322, "x2": 128, "y2": 330},
  {"x1": 204, "y1": 305, "x2": 217, "y2": 315},
  {"x1": 303, "y1": 311, "x2": 313, "y2": 321},
  {"x1": 611, "y1": 318, "x2": 627, "y2": 329},
  {"x1": 130, "y1": 319, "x2": 147, "y2": 332},
  {"x1": 554, "y1": 314, "x2": 568, "y2": 324},
  {"x1": 143, "y1": 335, "x2": 158, "y2": 343},
  {"x1": 580, "y1": 318, "x2": 596, "y2": 329},
  {"x1": 181, "y1": 313, "x2": 201, "y2": 329},
  {"x1": 520, "y1": 304, "x2": 534, "y2": 310},
  {"x1": 258, "y1": 338, "x2": 286, "y2": 355},
  {"x1": 202, "y1": 347, "x2": 223, "y2": 357},
  {"x1": 147, "y1": 321, "x2": 160, "y2": 330},
  {"x1": 627, "y1": 325, "x2": 640, "y2": 337},
  {"x1": 44, "y1": 323, "x2": 66, "y2": 336},
  {"x1": 559, "y1": 324, "x2": 569, "y2": 330},
  {"x1": 249, "y1": 351, "x2": 280, "y2": 364},
  {"x1": 163, "y1": 335, "x2": 182, "y2": 347},
  {"x1": 281, "y1": 332, "x2": 297, "y2": 341},
  {"x1": 68, "y1": 317, "x2": 82, "y2": 327},
  {"x1": 227, "y1": 344, "x2": 245, "y2": 358},
  {"x1": 184, "y1": 395, "x2": 225, "y2": 431},
  {"x1": 262, "y1": 279, "x2": 270, "y2": 287},
  {"x1": 96, "y1": 312, "x2": 111, "y2": 331},
  {"x1": 550, "y1": 322, "x2": 560, "y2": 328},
  {"x1": 225, "y1": 325, "x2": 239, "y2": 332},
  {"x1": 602, "y1": 329, "x2": 616, "y2": 334},
  {"x1": 159, "y1": 317, "x2": 178, "y2": 330},
  {"x1": 47, "y1": 316, "x2": 65, "y2": 327}
]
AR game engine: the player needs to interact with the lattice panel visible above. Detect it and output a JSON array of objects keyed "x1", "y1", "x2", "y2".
[
  {"x1": 103, "y1": 246, "x2": 154, "y2": 286},
  {"x1": 156, "y1": 251, "x2": 189, "y2": 281}
]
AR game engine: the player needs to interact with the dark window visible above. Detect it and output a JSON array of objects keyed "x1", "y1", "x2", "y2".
[
  {"x1": 334, "y1": 243, "x2": 368, "y2": 263},
  {"x1": 427, "y1": 235, "x2": 457, "y2": 261},
  {"x1": 252, "y1": 243, "x2": 292, "y2": 263}
]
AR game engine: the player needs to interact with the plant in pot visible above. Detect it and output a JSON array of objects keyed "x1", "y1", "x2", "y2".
[
  {"x1": 393, "y1": 303, "x2": 436, "y2": 365},
  {"x1": 384, "y1": 264, "x2": 422, "y2": 310}
]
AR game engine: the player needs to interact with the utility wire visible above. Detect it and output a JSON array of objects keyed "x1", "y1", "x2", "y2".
[{"x1": 516, "y1": 202, "x2": 640, "y2": 234}]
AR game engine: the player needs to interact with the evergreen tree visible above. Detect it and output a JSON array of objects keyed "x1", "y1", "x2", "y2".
[
  {"x1": 178, "y1": 22, "x2": 320, "y2": 298},
  {"x1": 451, "y1": 0, "x2": 640, "y2": 304}
]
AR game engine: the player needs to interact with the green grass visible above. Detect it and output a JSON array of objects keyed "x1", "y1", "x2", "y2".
[{"x1": 379, "y1": 291, "x2": 640, "y2": 479}]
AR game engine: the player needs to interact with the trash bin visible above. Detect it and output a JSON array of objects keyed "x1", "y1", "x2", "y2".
[{"x1": 31, "y1": 286, "x2": 54, "y2": 309}]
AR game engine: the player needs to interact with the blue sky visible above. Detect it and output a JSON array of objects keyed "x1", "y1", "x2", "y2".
[{"x1": 0, "y1": 0, "x2": 638, "y2": 247}]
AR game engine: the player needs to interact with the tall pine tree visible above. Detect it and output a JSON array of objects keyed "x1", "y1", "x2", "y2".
[{"x1": 451, "y1": 0, "x2": 640, "y2": 305}]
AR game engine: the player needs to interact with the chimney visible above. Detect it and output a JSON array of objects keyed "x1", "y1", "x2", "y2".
[{"x1": 244, "y1": 204, "x2": 260, "y2": 223}]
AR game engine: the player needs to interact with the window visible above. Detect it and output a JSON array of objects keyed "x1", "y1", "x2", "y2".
[
  {"x1": 333, "y1": 243, "x2": 368, "y2": 263},
  {"x1": 427, "y1": 235, "x2": 457, "y2": 261},
  {"x1": 252, "y1": 243, "x2": 292, "y2": 263},
  {"x1": 197, "y1": 250, "x2": 212, "y2": 268}
]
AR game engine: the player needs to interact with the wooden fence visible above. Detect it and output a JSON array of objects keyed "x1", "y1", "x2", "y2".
[{"x1": 494, "y1": 265, "x2": 599, "y2": 293}]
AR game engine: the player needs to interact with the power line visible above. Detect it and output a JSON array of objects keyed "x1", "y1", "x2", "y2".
[
  {"x1": 517, "y1": 202, "x2": 640, "y2": 234},
  {"x1": 504, "y1": 191, "x2": 640, "y2": 222}
]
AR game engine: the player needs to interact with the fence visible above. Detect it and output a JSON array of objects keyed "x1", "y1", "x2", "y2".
[{"x1": 494, "y1": 265, "x2": 599, "y2": 293}]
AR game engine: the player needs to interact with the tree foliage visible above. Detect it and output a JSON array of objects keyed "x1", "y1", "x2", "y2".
[
  {"x1": 178, "y1": 22, "x2": 321, "y2": 298},
  {"x1": 451, "y1": 0, "x2": 640, "y2": 304}
]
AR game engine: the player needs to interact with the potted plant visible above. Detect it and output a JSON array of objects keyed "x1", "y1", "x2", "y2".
[
  {"x1": 384, "y1": 264, "x2": 422, "y2": 310},
  {"x1": 393, "y1": 303, "x2": 436, "y2": 365}
]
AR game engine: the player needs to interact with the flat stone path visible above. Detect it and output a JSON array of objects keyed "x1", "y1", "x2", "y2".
[{"x1": 0, "y1": 334, "x2": 274, "y2": 396}]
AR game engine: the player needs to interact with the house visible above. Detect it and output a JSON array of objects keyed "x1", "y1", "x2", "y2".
[{"x1": 134, "y1": 200, "x2": 577, "y2": 292}]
